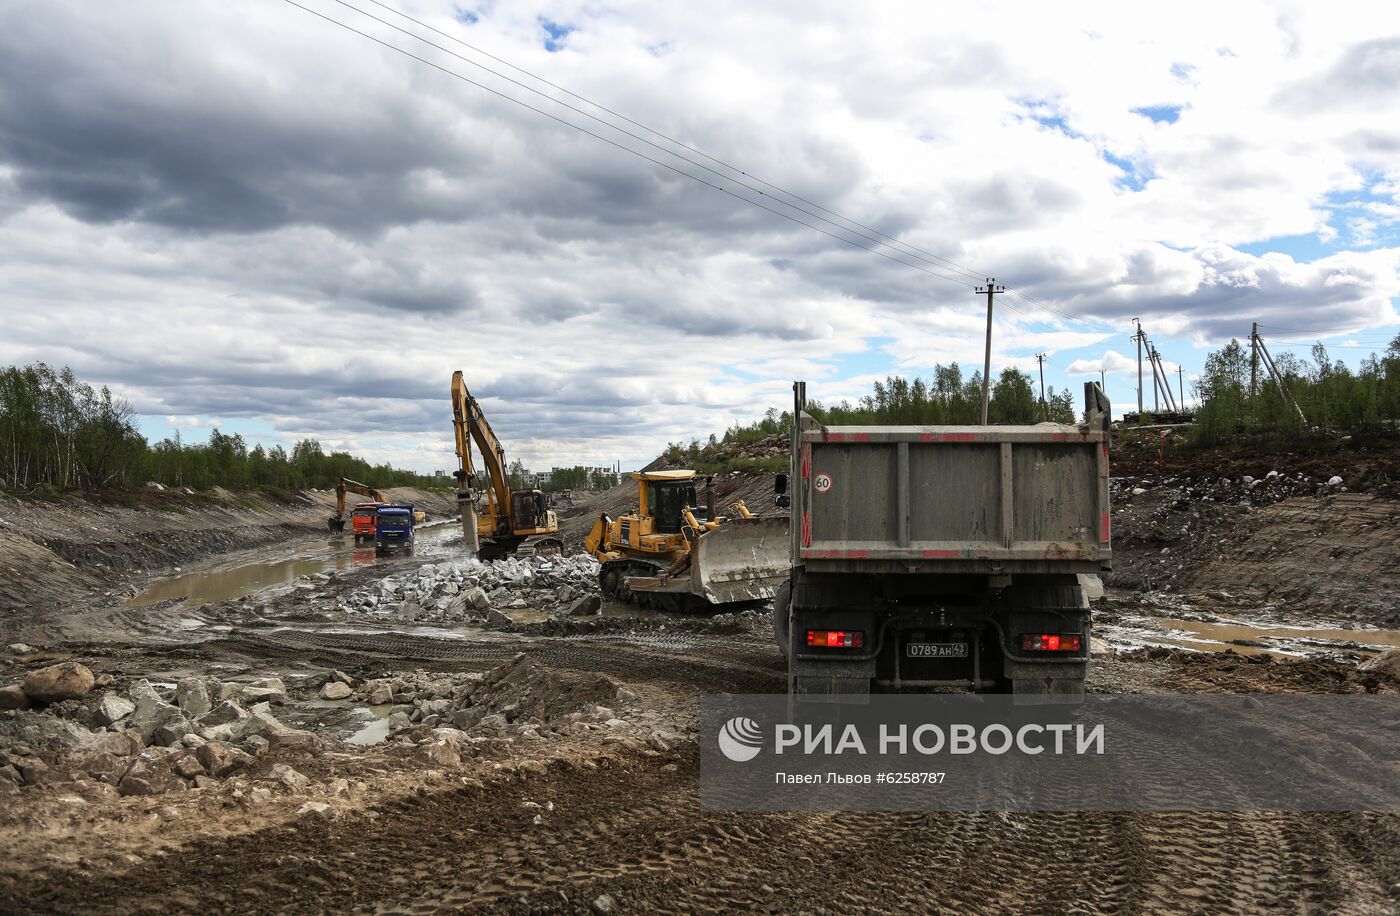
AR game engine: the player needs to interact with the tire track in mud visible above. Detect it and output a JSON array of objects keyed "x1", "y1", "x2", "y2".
[
  {"x1": 203, "y1": 629, "x2": 788, "y2": 693},
  {"x1": 17, "y1": 749, "x2": 1391, "y2": 915}
]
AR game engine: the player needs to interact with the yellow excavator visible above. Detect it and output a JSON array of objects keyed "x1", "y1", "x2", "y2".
[
  {"x1": 327, "y1": 478, "x2": 386, "y2": 534},
  {"x1": 583, "y1": 470, "x2": 789, "y2": 611},
  {"x1": 451, "y1": 371, "x2": 563, "y2": 560}
]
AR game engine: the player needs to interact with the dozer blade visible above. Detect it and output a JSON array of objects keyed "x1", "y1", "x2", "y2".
[{"x1": 691, "y1": 516, "x2": 791, "y2": 604}]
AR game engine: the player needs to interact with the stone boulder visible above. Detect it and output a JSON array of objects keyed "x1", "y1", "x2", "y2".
[
  {"x1": 22, "y1": 662, "x2": 95, "y2": 704},
  {"x1": 272, "y1": 763, "x2": 310, "y2": 792},
  {"x1": 319, "y1": 681, "x2": 352, "y2": 701},
  {"x1": 0, "y1": 685, "x2": 29, "y2": 710},
  {"x1": 194, "y1": 741, "x2": 252, "y2": 777},
  {"x1": 95, "y1": 693, "x2": 135, "y2": 727},
  {"x1": 196, "y1": 700, "x2": 248, "y2": 729},
  {"x1": 1360, "y1": 647, "x2": 1400, "y2": 678},
  {"x1": 84, "y1": 730, "x2": 141, "y2": 757},
  {"x1": 171, "y1": 752, "x2": 205, "y2": 780},
  {"x1": 176, "y1": 678, "x2": 211, "y2": 718},
  {"x1": 567, "y1": 595, "x2": 602, "y2": 617},
  {"x1": 153, "y1": 716, "x2": 195, "y2": 747},
  {"x1": 118, "y1": 752, "x2": 186, "y2": 796},
  {"x1": 128, "y1": 685, "x2": 184, "y2": 744}
]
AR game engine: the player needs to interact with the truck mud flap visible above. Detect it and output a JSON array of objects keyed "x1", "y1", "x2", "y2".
[
  {"x1": 1004, "y1": 659, "x2": 1087, "y2": 704},
  {"x1": 691, "y1": 516, "x2": 791, "y2": 604}
]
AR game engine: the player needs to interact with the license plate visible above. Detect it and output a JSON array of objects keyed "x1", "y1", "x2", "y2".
[{"x1": 906, "y1": 642, "x2": 968, "y2": 658}]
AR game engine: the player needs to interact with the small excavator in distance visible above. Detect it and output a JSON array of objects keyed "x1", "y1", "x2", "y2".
[
  {"x1": 451, "y1": 371, "x2": 563, "y2": 561},
  {"x1": 583, "y1": 470, "x2": 789, "y2": 611},
  {"x1": 327, "y1": 478, "x2": 386, "y2": 539}
]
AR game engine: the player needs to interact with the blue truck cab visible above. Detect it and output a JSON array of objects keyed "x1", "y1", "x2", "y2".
[{"x1": 374, "y1": 505, "x2": 415, "y2": 554}]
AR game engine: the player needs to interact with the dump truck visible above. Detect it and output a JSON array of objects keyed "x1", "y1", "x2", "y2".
[
  {"x1": 776, "y1": 380, "x2": 1111, "y2": 698},
  {"x1": 374, "y1": 505, "x2": 414, "y2": 554},
  {"x1": 349, "y1": 502, "x2": 383, "y2": 545},
  {"x1": 327, "y1": 478, "x2": 387, "y2": 533},
  {"x1": 583, "y1": 470, "x2": 789, "y2": 612}
]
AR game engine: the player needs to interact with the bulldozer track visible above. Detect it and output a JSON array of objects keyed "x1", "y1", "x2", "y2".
[{"x1": 16, "y1": 749, "x2": 1391, "y2": 915}]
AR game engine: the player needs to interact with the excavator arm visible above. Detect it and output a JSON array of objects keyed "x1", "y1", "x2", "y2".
[
  {"x1": 451, "y1": 371, "x2": 515, "y2": 552},
  {"x1": 328, "y1": 477, "x2": 387, "y2": 532}
]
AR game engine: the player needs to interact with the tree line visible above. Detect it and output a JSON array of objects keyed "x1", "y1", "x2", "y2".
[
  {"x1": 1192, "y1": 335, "x2": 1400, "y2": 444},
  {"x1": 0, "y1": 363, "x2": 437, "y2": 493},
  {"x1": 665, "y1": 364, "x2": 1076, "y2": 471}
]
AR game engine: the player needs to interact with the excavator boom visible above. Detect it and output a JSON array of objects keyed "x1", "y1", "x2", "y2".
[{"x1": 450, "y1": 371, "x2": 561, "y2": 559}]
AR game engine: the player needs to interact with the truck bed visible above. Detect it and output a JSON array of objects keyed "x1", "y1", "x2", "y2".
[{"x1": 797, "y1": 422, "x2": 1110, "y2": 574}]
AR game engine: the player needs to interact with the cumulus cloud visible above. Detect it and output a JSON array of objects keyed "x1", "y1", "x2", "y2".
[
  {"x1": 1066, "y1": 350, "x2": 1138, "y2": 375},
  {"x1": 1, "y1": 0, "x2": 1398, "y2": 469}
]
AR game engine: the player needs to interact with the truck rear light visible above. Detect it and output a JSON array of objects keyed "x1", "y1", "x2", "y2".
[
  {"x1": 1021, "y1": 633, "x2": 1082, "y2": 652},
  {"x1": 806, "y1": 629, "x2": 864, "y2": 649}
]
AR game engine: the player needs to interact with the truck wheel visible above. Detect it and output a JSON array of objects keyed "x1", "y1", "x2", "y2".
[{"x1": 772, "y1": 581, "x2": 791, "y2": 657}]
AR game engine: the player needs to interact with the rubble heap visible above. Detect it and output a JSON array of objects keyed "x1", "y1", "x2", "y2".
[
  {"x1": 0, "y1": 661, "x2": 314, "y2": 798},
  {"x1": 337, "y1": 554, "x2": 603, "y2": 623},
  {"x1": 1113, "y1": 469, "x2": 1349, "y2": 511}
]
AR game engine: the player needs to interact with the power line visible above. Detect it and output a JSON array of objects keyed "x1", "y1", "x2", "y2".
[
  {"x1": 280, "y1": 0, "x2": 981, "y2": 289},
  {"x1": 356, "y1": 0, "x2": 994, "y2": 286},
  {"x1": 289, "y1": 0, "x2": 1114, "y2": 330},
  {"x1": 320, "y1": 0, "x2": 995, "y2": 287},
  {"x1": 1258, "y1": 323, "x2": 1397, "y2": 338}
]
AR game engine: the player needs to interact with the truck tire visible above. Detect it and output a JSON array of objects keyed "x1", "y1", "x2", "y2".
[{"x1": 773, "y1": 580, "x2": 791, "y2": 657}]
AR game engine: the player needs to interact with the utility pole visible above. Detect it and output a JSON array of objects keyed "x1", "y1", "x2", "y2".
[
  {"x1": 1149, "y1": 343, "x2": 1159, "y2": 411},
  {"x1": 1147, "y1": 342, "x2": 1178, "y2": 413},
  {"x1": 1176, "y1": 366, "x2": 1185, "y2": 408},
  {"x1": 976, "y1": 279, "x2": 1005, "y2": 425},
  {"x1": 1253, "y1": 330, "x2": 1308, "y2": 428},
  {"x1": 1035, "y1": 353, "x2": 1048, "y2": 419},
  {"x1": 1249, "y1": 321, "x2": 1258, "y2": 398},
  {"x1": 1132, "y1": 318, "x2": 1144, "y2": 416}
]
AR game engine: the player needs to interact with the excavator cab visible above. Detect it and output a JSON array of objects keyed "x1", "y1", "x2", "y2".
[{"x1": 508, "y1": 490, "x2": 549, "y2": 531}]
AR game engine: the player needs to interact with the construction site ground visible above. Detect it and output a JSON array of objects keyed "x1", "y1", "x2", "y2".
[{"x1": 2, "y1": 451, "x2": 1400, "y2": 914}]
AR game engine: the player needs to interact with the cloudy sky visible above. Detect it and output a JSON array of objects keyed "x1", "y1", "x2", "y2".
[{"x1": 2, "y1": 0, "x2": 1398, "y2": 473}]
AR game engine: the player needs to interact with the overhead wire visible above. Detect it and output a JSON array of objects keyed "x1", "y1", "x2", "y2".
[
  {"x1": 288, "y1": 0, "x2": 1117, "y2": 331},
  {"x1": 357, "y1": 0, "x2": 994, "y2": 286},
  {"x1": 364, "y1": 0, "x2": 1115, "y2": 332},
  {"x1": 322, "y1": 0, "x2": 997, "y2": 287},
  {"x1": 280, "y1": 0, "x2": 982, "y2": 290}
]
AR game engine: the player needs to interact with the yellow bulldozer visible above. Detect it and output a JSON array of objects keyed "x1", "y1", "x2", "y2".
[
  {"x1": 451, "y1": 371, "x2": 563, "y2": 561},
  {"x1": 583, "y1": 470, "x2": 789, "y2": 611}
]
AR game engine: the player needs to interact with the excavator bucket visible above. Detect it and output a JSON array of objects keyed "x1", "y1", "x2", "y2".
[{"x1": 690, "y1": 516, "x2": 791, "y2": 604}]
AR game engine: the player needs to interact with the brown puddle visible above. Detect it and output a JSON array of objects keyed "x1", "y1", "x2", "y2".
[
  {"x1": 1124, "y1": 616, "x2": 1400, "y2": 658},
  {"x1": 126, "y1": 524, "x2": 459, "y2": 610}
]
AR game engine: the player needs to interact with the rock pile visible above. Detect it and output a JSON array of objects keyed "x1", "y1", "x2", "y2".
[
  {"x1": 1114, "y1": 469, "x2": 1348, "y2": 512},
  {"x1": 0, "y1": 669, "x2": 315, "y2": 797},
  {"x1": 338, "y1": 554, "x2": 602, "y2": 624},
  {"x1": 350, "y1": 654, "x2": 626, "y2": 745}
]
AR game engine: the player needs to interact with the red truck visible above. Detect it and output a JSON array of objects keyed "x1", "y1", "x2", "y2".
[{"x1": 351, "y1": 503, "x2": 382, "y2": 545}]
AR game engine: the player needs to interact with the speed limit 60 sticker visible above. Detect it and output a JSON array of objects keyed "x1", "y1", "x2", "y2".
[{"x1": 814, "y1": 472, "x2": 833, "y2": 493}]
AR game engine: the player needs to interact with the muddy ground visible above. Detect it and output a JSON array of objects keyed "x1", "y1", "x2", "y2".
[{"x1": 2, "y1": 460, "x2": 1400, "y2": 914}]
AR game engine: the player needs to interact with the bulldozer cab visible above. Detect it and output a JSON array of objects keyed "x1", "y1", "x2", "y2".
[{"x1": 647, "y1": 480, "x2": 701, "y2": 534}]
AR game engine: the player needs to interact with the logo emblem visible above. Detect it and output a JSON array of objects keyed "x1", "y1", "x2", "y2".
[
  {"x1": 717, "y1": 716, "x2": 763, "y2": 762},
  {"x1": 814, "y1": 472, "x2": 833, "y2": 494}
]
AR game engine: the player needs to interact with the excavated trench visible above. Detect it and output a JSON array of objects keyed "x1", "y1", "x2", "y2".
[{"x1": 3, "y1": 480, "x2": 1400, "y2": 913}]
